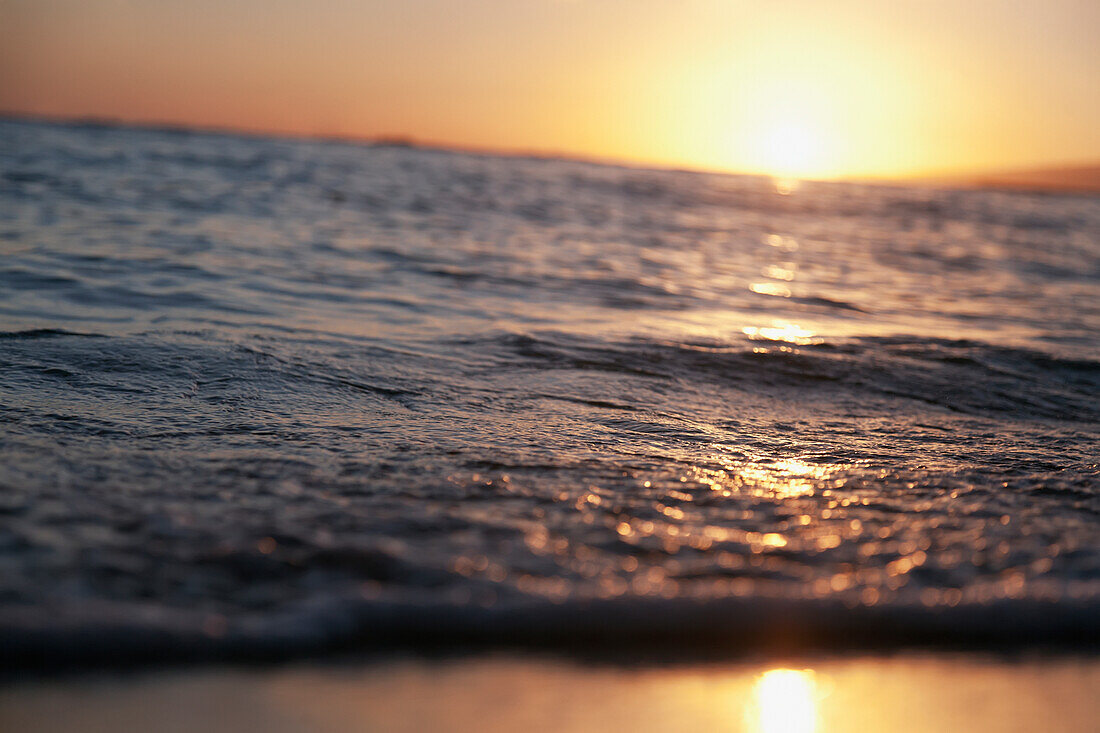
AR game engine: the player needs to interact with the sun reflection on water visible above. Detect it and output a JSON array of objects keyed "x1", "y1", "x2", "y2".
[
  {"x1": 742, "y1": 323, "x2": 821, "y2": 345},
  {"x1": 749, "y1": 282, "x2": 793, "y2": 298},
  {"x1": 747, "y1": 668, "x2": 819, "y2": 733},
  {"x1": 773, "y1": 178, "x2": 798, "y2": 195},
  {"x1": 732, "y1": 458, "x2": 834, "y2": 499}
]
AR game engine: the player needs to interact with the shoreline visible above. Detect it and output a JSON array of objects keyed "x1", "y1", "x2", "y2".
[{"x1": 3, "y1": 651, "x2": 1098, "y2": 732}]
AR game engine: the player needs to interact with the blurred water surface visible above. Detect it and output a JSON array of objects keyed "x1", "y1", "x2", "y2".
[{"x1": 1, "y1": 119, "x2": 1097, "y2": 662}]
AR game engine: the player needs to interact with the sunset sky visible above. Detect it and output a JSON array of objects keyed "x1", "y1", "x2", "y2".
[{"x1": 2, "y1": 0, "x2": 1098, "y2": 179}]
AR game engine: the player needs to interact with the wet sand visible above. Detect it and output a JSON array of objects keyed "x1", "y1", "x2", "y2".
[{"x1": 3, "y1": 653, "x2": 1097, "y2": 732}]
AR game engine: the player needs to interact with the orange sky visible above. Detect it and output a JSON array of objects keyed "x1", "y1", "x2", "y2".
[{"x1": 2, "y1": 0, "x2": 1098, "y2": 179}]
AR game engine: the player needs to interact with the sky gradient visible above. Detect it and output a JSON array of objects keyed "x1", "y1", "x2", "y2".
[{"x1": 2, "y1": 0, "x2": 1098, "y2": 179}]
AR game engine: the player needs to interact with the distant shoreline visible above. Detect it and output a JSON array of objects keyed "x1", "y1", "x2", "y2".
[{"x1": 895, "y1": 167, "x2": 1100, "y2": 195}]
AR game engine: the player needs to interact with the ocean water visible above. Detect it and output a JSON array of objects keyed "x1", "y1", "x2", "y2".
[{"x1": 1, "y1": 119, "x2": 1097, "y2": 666}]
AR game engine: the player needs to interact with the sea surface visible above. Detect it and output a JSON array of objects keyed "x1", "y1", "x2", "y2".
[{"x1": 1, "y1": 119, "x2": 1097, "y2": 666}]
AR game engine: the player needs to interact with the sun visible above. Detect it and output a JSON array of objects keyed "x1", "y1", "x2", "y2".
[
  {"x1": 761, "y1": 120, "x2": 820, "y2": 178},
  {"x1": 656, "y1": 24, "x2": 909, "y2": 181},
  {"x1": 742, "y1": 96, "x2": 837, "y2": 180},
  {"x1": 675, "y1": 72, "x2": 844, "y2": 180}
]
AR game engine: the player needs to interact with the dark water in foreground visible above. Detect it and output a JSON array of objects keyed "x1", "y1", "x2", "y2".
[{"x1": 1, "y1": 119, "x2": 1097, "y2": 665}]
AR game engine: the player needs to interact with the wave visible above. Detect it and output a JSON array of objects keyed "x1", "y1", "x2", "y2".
[
  {"x1": 471, "y1": 331, "x2": 1100, "y2": 422},
  {"x1": 3, "y1": 591, "x2": 1097, "y2": 672}
]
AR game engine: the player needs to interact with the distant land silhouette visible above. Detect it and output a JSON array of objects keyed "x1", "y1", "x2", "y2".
[{"x1": 912, "y1": 164, "x2": 1100, "y2": 194}]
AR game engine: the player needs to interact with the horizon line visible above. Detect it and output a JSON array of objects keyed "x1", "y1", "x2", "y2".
[{"x1": 4, "y1": 110, "x2": 1098, "y2": 193}]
